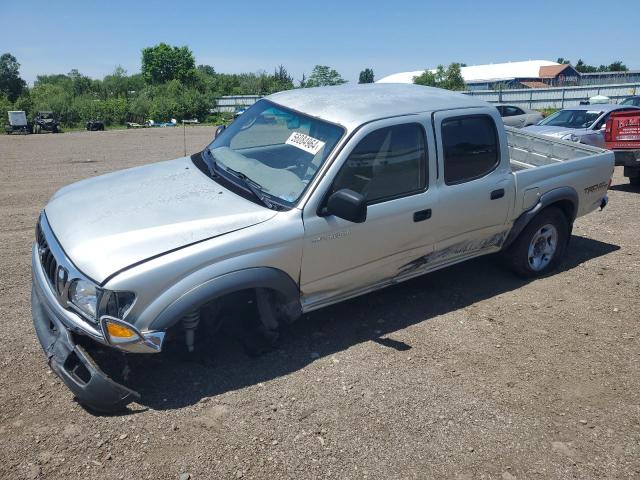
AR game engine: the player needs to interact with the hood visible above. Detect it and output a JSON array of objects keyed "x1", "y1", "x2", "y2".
[
  {"x1": 45, "y1": 156, "x2": 277, "y2": 283},
  {"x1": 522, "y1": 125, "x2": 588, "y2": 138}
]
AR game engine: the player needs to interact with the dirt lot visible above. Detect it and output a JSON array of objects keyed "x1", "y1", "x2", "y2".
[{"x1": 0, "y1": 127, "x2": 639, "y2": 480}]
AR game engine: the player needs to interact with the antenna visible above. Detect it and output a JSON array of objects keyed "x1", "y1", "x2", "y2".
[{"x1": 183, "y1": 120, "x2": 187, "y2": 157}]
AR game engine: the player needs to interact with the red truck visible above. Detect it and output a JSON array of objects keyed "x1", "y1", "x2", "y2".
[{"x1": 605, "y1": 110, "x2": 640, "y2": 185}]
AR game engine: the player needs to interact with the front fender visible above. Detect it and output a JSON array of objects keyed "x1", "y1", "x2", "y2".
[{"x1": 149, "y1": 267, "x2": 301, "y2": 331}]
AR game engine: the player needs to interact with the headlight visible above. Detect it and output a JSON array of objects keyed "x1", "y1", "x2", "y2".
[
  {"x1": 68, "y1": 280, "x2": 135, "y2": 320},
  {"x1": 68, "y1": 279, "x2": 99, "y2": 318},
  {"x1": 104, "y1": 291, "x2": 136, "y2": 319}
]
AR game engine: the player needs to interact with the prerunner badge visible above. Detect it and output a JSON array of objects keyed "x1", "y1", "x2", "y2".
[{"x1": 285, "y1": 132, "x2": 325, "y2": 155}]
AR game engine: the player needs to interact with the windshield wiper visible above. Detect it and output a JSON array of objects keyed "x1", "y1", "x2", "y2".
[
  {"x1": 223, "y1": 166, "x2": 278, "y2": 210},
  {"x1": 205, "y1": 147, "x2": 280, "y2": 210}
]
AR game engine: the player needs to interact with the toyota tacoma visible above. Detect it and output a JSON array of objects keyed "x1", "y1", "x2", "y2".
[{"x1": 32, "y1": 84, "x2": 614, "y2": 412}]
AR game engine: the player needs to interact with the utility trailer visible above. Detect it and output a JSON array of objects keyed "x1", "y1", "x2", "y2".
[{"x1": 5, "y1": 111, "x2": 31, "y2": 134}]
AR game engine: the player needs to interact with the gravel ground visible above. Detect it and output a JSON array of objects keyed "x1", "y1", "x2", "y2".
[{"x1": 0, "y1": 127, "x2": 639, "y2": 480}]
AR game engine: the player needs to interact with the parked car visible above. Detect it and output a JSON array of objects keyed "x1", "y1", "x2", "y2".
[
  {"x1": 32, "y1": 84, "x2": 614, "y2": 412},
  {"x1": 86, "y1": 119, "x2": 105, "y2": 131},
  {"x1": 620, "y1": 95, "x2": 640, "y2": 107},
  {"x1": 33, "y1": 111, "x2": 61, "y2": 134},
  {"x1": 604, "y1": 110, "x2": 640, "y2": 185},
  {"x1": 495, "y1": 104, "x2": 543, "y2": 128},
  {"x1": 522, "y1": 104, "x2": 640, "y2": 147},
  {"x1": 4, "y1": 110, "x2": 31, "y2": 134},
  {"x1": 233, "y1": 106, "x2": 248, "y2": 119}
]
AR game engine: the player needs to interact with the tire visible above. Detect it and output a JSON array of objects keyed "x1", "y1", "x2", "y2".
[
  {"x1": 504, "y1": 207, "x2": 569, "y2": 278},
  {"x1": 629, "y1": 177, "x2": 640, "y2": 186}
]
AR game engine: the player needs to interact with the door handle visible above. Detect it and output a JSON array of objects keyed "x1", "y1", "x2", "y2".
[
  {"x1": 413, "y1": 209, "x2": 432, "y2": 222},
  {"x1": 490, "y1": 189, "x2": 505, "y2": 200}
]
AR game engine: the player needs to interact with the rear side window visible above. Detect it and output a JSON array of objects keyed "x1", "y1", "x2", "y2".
[
  {"x1": 332, "y1": 123, "x2": 427, "y2": 203},
  {"x1": 442, "y1": 116, "x2": 499, "y2": 185}
]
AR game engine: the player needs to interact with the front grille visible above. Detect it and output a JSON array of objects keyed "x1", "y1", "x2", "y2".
[{"x1": 36, "y1": 222, "x2": 59, "y2": 291}]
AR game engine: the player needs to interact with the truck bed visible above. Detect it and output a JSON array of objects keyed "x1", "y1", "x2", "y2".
[
  {"x1": 505, "y1": 126, "x2": 614, "y2": 219},
  {"x1": 506, "y1": 126, "x2": 606, "y2": 171}
]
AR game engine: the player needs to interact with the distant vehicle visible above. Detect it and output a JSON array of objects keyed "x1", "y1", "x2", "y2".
[
  {"x1": 5, "y1": 110, "x2": 31, "y2": 134},
  {"x1": 605, "y1": 110, "x2": 640, "y2": 186},
  {"x1": 620, "y1": 96, "x2": 640, "y2": 107},
  {"x1": 522, "y1": 104, "x2": 640, "y2": 148},
  {"x1": 86, "y1": 120, "x2": 105, "y2": 131},
  {"x1": 33, "y1": 111, "x2": 61, "y2": 134},
  {"x1": 146, "y1": 119, "x2": 177, "y2": 127},
  {"x1": 233, "y1": 106, "x2": 248, "y2": 119},
  {"x1": 495, "y1": 104, "x2": 543, "y2": 128}
]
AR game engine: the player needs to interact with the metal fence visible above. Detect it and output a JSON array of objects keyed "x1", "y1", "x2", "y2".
[
  {"x1": 210, "y1": 95, "x2": 262, "y2": 113},
  {"x1": 464, "y1": 83, "x2": 640, "y2": 109}
]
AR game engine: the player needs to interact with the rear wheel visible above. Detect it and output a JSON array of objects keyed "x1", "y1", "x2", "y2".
[{"x1": 505, "y1": 207, "x2": 569, "y2": 277}]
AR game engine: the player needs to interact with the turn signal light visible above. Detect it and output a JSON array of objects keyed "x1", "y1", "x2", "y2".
[{"x1": 105, "y1": 320, "x2": 137, "y2": 339}]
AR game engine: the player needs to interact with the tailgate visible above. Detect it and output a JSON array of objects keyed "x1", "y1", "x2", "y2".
[{"x1": 605, "y1": 110, "x2": 640, "y2": 150}]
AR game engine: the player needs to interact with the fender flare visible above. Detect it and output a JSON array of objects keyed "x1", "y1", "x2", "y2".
[
  {"x1": 502, "y1": 186, "x2": 578, "y2": 250},
  {"x1": 149, "y1": 267, "x2": 302, "y2": 331}
]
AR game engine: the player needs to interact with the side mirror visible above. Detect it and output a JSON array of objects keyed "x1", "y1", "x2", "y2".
[
  {"x1": 213, "y1": 124, "x2": 226, "y2": 139},
  {"x1": 325, "y1": 189, "x2": 367, "y2": 223}
]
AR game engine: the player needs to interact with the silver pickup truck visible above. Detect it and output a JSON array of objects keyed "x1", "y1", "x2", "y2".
[{"x1": 32, "y1": 84, "x2": 613, "y2": 411}]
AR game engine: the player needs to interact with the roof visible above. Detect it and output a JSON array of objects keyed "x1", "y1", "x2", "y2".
[
  {"x1": 267, "y1": 84, "x2": 489, "y2": 129},
  {"x1": 519, "y1": 81, "x2": 551, "y2": 89},
  {"x1": 580, "y1": 70, "x2": 640, "y2": 76},
  {"x1": 538, "y1": 64, "x2": 575, "y2": 78},
  {"x1": 377, "y1": 60, "x2": 560, "y2": 84},
  {"x1": 560, "y1": 104, "x2": 633, "y2": 112}
]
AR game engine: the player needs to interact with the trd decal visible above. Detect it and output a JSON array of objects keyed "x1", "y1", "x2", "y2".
[{"x1": 584, "y1": 182, "x2": 608, "y2": 194}]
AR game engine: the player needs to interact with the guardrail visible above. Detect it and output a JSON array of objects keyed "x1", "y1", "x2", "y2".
[{"x1": 464, "y1": 83, "x2": 640, "y2": 109}]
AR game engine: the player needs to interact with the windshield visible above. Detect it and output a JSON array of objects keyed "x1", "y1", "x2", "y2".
[
  {"x1": 207, "y1": 100, "x2": 344, "y2": 205},
  {"x1": 538, "y1": 109, "x2": 602, "y2": 129}
]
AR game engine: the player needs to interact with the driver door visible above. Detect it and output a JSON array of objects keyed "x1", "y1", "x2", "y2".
[{"x1": 299, "y1": 116, "x2": 439, "y2": 311}]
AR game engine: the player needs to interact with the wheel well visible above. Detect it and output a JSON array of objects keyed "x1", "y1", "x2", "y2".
[{"x1": 545, "y1": 199, "x2": 575, "y2": 226}]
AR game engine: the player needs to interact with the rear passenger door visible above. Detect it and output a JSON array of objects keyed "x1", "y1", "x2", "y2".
[{"x1": 430, "y1": 109, "x2": 515, "y2": 265}]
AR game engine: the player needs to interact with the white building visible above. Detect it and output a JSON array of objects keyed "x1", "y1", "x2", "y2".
[{"x1": 377, "y1": 60, "x2": 565, "y2": 89}]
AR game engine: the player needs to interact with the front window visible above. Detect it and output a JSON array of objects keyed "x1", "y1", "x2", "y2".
[
  {"x1": 207, "y1": 100, "x2": 344, "y2": 205},
  {"x1": 538, "y1": 109, "x2": 603, "y2": 129}
]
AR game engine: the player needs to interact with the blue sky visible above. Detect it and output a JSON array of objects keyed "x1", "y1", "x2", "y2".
[{"x1": 3, "y1": 0, "x2": 638, "y2": 85}]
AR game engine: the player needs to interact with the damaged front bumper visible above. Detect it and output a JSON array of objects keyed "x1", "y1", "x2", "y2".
[{"x1": 31, "y1": 264, "x2": 140, "y2": 413}]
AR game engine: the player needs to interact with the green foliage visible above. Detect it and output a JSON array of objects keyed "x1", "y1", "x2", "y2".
[
  {"x1": 141, "y1": 43, "x2": 197, "y2": 85},
  {"x1": 358, "y1": 68, "x2": 374, "y2": 84},
  {"x1": 0, "y1": 95, "x2": 13, "y2": 129},
  {"x1": 413, "y1": 63, "x2": 466, "y2": 91},
  {"x1": 304, "y1": 65, "x2": 347, "y2": 87},
  {"x1": 0, "y1": 45, "x2": 296, "y2": 129},
  {"x1": 560, "y1": 58, "x2": 629, "y2": 73},
  {"x1": 0, "y1": 53, "x2": 27, "y2": 102}
]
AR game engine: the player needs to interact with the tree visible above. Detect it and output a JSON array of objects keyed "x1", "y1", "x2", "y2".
[
  {"x1": 556, "y1": 57, "x2": 571, "y2": 65},
  {"x1": 413, "y1": 63, "x2": 465, "y2": 91},
  {"x1": 358, "y1": 68, "x2": 374, "y2": 84},
  {"x1": 272, "y1": 65, "x2": 294, "y2": 92},
  {"x1": 304, "y1": 65, "x2": 347, "y2": 87},
  {"x1": 605, "y1": 61, "x2": 628, "y2": 72},
  {"x1": 0, "y1": 53, "x2": 27, "y2": 102},
  {"x1": 141, "y1": 43, "x2": 196, "y2": 85}
]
